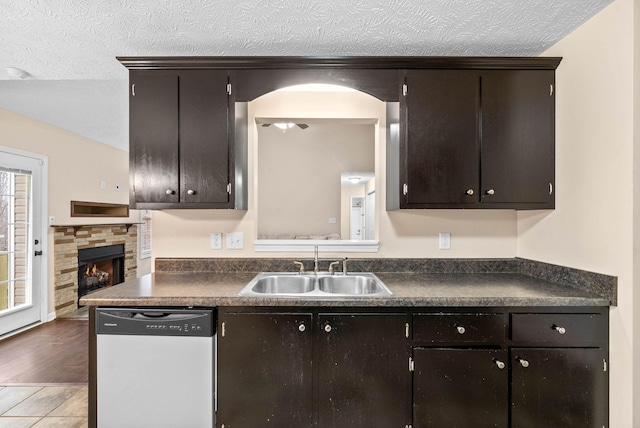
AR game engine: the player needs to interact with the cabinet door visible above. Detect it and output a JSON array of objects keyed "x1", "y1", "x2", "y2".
[
  {"x1": 481, "y1": 70, "x2": 555, "y2": 205},
  {"x1": 217, "y1": 312, "x2": 313, "y2": 427},
  {"x1": 179, "y1": 70, "x2": 230, "y2": 204},
  {"x1": 317, "y1": 313, "x2": 410, "y2": 428},
  {"x1": 413, "y1": 348, "x2": 508, "y2": 428},
  {"x1": 511, "y1": 348, "x2": 608, "y2": 428},
  {"x1": 402, "y1": 70, "x2": 480, "y2": 206},
  {"x1": 130, "y1": 72, "x2": 180, "y2": 203}
]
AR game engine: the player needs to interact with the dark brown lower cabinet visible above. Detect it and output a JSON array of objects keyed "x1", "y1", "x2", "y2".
[
  {"x1": 413, "y1": 348, "x2": 508, "y2": 428},
  {"x1": 217, "y1": 311, "x2": 410, "y2": 428},
  {"x1": 215, "y1": 308, "x2": 608, "y2": 428},
  {"x1": 216, "y1": 312, "x2": 313, "y2": 427},
  {"x1": 511, "y1": 348, "x2": 608, "y2": 428},
  {"x1": 317, "y1": 313, "x2": 410, "y2": 428}
]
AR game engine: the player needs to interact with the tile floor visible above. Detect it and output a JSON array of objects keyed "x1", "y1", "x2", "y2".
[{"x1": 0, "y1": 385, "x2": 87, "y2": 428}]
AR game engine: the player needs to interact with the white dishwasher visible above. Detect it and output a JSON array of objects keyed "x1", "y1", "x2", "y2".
[{"x1": 96, "y1": 308, "x2": 215, "y2": 428}]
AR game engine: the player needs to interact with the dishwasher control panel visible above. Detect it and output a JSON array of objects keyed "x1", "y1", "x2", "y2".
[{"x1": 96, "y1": 308, "x2": 215, "y2": 337}]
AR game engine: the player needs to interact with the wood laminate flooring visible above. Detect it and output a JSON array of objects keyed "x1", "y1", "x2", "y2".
[{"x1": 0, "y1": 320, "x2": 88, "y2": 386}]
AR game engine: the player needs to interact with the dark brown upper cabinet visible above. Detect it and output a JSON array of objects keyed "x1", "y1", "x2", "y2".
[
  {"x1": 120, "y1": 56, "x2": 559, "y2": 210},
  {"x1": 398, "y1": 68, "x2": 556, "y2": 209},
  {"x1": 128, "y1": 69, "x2": 234, "y2": 209}
]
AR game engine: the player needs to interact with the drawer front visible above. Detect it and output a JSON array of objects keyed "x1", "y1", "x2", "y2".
[
  {"x1": 511, "y1": 313, "x2": 606, "y2": 345},
  {"x1": 413, "y1": 313, "x2": 505, "y2": 343}
]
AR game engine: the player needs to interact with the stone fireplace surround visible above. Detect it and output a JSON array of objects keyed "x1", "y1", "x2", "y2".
[{"x1": 54, "y1": 225, "x2": 137, "y2": 317}]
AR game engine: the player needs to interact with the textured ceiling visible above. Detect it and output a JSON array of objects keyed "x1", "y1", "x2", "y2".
[{"x1": 0, "y1": 0, "x2": 613, "y2": 150}]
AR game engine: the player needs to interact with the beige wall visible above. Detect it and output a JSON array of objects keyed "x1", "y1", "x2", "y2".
[
  {"x1": 517, "y1": 0, "x2": 635, "y2": 425},
  {"x1": 152, "y1": 89, "x2": 517, "y2": 260},
  {"x1": 635, "y1": 0, "x2": 640, "y2": 421},
  {"x1": 0, "y1": 108, "x2": 149, "y2": 317}
]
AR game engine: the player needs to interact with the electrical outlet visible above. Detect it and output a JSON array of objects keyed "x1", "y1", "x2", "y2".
[
  {"x1": 328, "y1": 218, "x2": 337, "y2": 224},
  {"x1": 211, "y1": 233, "x2": 222, "y2": 250},
  {"x1": 49, "y1": 216, "x2": 55, "y2": 226},
  {"x1": 439, "y1": 232, "x2": 451, "y2": 250},
  {"x1": 100, "y1": 180, "x2": 106, "y2": 190},
  {"x1": 227, "y1": 232, "x2": 244, "y2": 250}
]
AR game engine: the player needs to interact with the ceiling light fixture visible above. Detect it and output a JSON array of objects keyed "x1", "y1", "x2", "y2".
[
  {"x1": 5, "y1": 67, "x2": 29, "y2": 79},
  {"x1": 348, "y1": 176, "x2": 361, "y2": 184},
  {"x1": 273, "y1": 122, "x2": 295, "y2": 130}
]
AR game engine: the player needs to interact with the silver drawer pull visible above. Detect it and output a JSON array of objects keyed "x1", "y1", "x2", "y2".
[
  {"x1": 494, "y1": 359, "x2": 505, "y2": 370},
  {"x1": 298, "y1": 323, "x2": 306, "y2": 332},
  {"x1": 485, "y1": 189, "x2": 495, "y2": 195},
  {"x1": 165, "y1": 189, "x2": 175, "y2": 195},
  {"x1": 517, "y1": 358, "x2": 530, "y2": 368},
  {"x1": 456, "y1": 325, "x2": 466, "y2": 335},
  {"x1": 324, "y1": 324, "x2": 332, "y2": 333},
  {"x1": 553, "y1": 325, "x2": 566, "y2": 335},
  {"x1": 465, "y1": 189, "x2": 474, "y2": 196},
  {"x1": 187, "y1": 189, "x2": 197, "y2": 195}
]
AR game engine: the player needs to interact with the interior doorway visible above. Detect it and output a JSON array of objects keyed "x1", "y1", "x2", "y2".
[{"x1": 350, "y1": 196, "x2": 365, "y2": 240}]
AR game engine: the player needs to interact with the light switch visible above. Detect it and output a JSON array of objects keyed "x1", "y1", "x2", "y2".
[{"x1": 227, "y1": 232, "x2": 244, "y2": 250}]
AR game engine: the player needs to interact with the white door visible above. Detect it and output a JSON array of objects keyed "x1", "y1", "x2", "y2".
[
  {"x1": 365, "y1": 190, "x2": 375, "y2": 240},
  {"x1": 350, "y1": 197, "x2": 364, "y2": 240},
  {"x1": 0, "y1": 149, "x2": 46, "y2": 337}
]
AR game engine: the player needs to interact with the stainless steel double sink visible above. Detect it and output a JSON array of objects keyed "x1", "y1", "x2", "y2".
[{"x1": 238, "y1": 272, "x2": 393, "y2": 298}]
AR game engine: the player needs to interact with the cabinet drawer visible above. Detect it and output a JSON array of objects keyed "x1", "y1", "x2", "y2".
[
  {"x1": 511, "y1": 313, "x2": 606, "y2": 345},
  {"x1": 413, "y1": 313, "x2": 505, "y2": 343}
]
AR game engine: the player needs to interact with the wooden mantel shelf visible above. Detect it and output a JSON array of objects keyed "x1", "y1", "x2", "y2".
[{"x1": 51, "y1": 223, "x2": 141, "y2": 237}]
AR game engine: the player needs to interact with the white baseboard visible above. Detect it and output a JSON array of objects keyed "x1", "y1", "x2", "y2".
[{"x1": 47, "y1": 312, "x2": 56, "y2": 322}]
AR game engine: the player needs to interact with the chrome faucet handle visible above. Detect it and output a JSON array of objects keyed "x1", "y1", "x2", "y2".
[
  {"x1": 293, "y1": 261, "x2": 305, "y2": 274},
  {"x1": 328, "y1": 261, "x2": 340, "y2": 275},
  {"x1": 342, "y1": 257, "x2": 348, "y2": 275}
]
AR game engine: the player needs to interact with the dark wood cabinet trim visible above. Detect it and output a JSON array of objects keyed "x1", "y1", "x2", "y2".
[{"x1": 118, "y1": 56, "x2": 562, "y2": 70}]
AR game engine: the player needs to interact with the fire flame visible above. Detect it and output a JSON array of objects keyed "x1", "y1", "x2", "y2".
[{"x1": 84, "y1": 264, "x2": 99, "y2": 277}]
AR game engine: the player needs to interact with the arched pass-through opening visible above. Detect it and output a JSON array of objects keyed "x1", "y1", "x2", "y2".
[{"x1": 238, "y1": 82, "x2": 398, "y2": 253}]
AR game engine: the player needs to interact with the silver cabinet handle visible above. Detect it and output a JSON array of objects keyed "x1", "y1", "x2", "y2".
[
  {"x1": 456, "y1": 325, "x2": 466, "y2": 335},
  {"x1": 131, "y1": 83, "x2": 135, "y2": 96},
  {"x1": 324, "y1": 324, "x2": 332, "y2": 333},
  {"x1": 465, "y1": 189, "x2": 474, "y2": 196},
  {"x1": 549, "y1": 183, "x2": 553, "y2": 195},
  {"x1": 485, "y1": 189, "x2": 495, "y2": 195},
  {"x1": 165, "y1": 189, "x2": 175, "y2": 195},
  {"x1": 553, "y1": 325, "x2": 566, "y2": 335},
  {"x1": 495, "y1": 360, "x2": 505, "y2": 370},
  {"x1": 298, "y1": 323, "x2": 306, "y2": 332},
  {"x1": 187, "y1": 189, "x2": 196, "y2": 195},
  {"x1": 517, "y1": 358, "x2": 530, "y2": 368}
]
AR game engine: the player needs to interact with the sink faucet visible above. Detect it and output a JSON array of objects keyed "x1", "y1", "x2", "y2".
[
  {"x1": 293, "y1": 261, "x2": 305, "y2": 274},
  {"x1": 313, "y1": 245, "x2": 319, "y2": 273},
  {"x1": 328, "y1": 261, "x2": 340, "y2": 275},
  {"x1": 342, "y1": 257, "x2": 348, "y2": 275}
]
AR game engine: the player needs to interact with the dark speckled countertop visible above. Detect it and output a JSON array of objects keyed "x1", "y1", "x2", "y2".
[{"x1": 80, "y1": 257, "x2": 615, "y2": 307}]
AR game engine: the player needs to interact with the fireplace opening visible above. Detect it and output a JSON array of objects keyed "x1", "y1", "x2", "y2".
[{"x1": 77, "y1": 244, "x2": 125, "y2": 306}]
